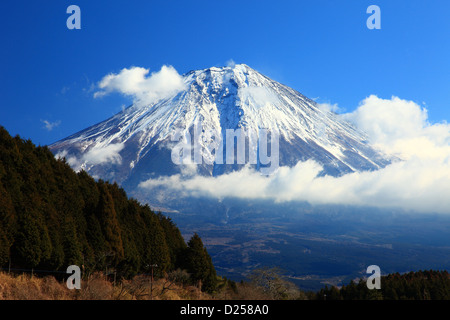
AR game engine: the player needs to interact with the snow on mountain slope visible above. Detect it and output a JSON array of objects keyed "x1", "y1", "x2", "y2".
[{"x1": 50, "y1": 64, "x2": 390, "y2": 194}]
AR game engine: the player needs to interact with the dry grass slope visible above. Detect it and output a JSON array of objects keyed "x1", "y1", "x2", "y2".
[
  {"x1": 0, "y1": 272, "x2": 207, "y2": 300},
  {"x1": 0, "y1": 269, "x2": 307, "y2": 300}
]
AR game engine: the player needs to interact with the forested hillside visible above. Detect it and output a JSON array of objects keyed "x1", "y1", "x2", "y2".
[{"x1": 0, "y1": 126, "x2": 216, "y2": 292}]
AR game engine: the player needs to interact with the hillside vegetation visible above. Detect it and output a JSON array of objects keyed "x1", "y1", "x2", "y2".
[
  {"x1": 314, "y1": 270, "x2": 450, "y2": 300},
  {"x1": 0, "y1": 126, "x2": 216, "y2": 292},
  {"x1": 0, "y1": 268, "x2": 307, "y2": 300}
]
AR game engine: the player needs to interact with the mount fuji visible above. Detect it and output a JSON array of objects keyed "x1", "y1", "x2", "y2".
[
  {"x1": 48, "y1": 64, "x2": 450, "y2": 289},
  {"x1": 50, "y1": 64, "x2": 390, "y2": 211}
]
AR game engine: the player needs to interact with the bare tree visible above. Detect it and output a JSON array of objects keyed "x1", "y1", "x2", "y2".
[{"x1": 248, "y1": 267, "x2": 300, "y2": 300}]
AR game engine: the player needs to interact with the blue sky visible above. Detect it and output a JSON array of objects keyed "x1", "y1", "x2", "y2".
[{"x1": 1, "y1": 0, "x2": 449, "y2": 146}]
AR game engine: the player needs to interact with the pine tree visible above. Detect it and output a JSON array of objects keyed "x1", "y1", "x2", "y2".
[
  {"x1": 157, "y1": 213, "x2": 187, "y2": 270},
  {"x1": 185, "y1": 233, "x2": 217, "y2": 293},
  {"x1": 12, "y1": 212, "x2": 43, "y2": 267},
  {"x1": 141, "y1": 206, "x2": 170, "y2": 276},
  {"x1": 0, "y1": 181, "x2": 15, "y2": 240},
  {"x1": 62, "y1": 216, "x2": 83, "y2": 266},
  {"x1": 97, "y1": 183, "x2": 124, "y2": 265},
  {"x1": 0, "y1": 225, "x2": 10, "y2": 267}
]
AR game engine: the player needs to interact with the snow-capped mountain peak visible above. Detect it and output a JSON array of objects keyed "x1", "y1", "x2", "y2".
[{"x1": 50, "y1": 64, "x2": 390, "y2": 188}]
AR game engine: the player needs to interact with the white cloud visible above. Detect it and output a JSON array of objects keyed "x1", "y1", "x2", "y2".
[
  {"x1": 41, "y1": 119, "x2": 61, "y2": 131},
  {"x1": 239, "y1": 86, "x2": 280, "y2": 109},
  {"x1": 139, "y1": 158, "x2": 450, "y2": 213},
  {"x1": 226, "y1": 59, "x2": 236, "y2": 68},
  {"x1": 55, "y1": 143, "x2": 125, "y2": 170},
  {"x1": 316, "y1": 102, "x2": 341, "y2": 114},
  {"x1": 82, "y1": 143, "x2": 125, "y2": 166},
  {"x1": 54, "y1": 149, "x2": 79, "y2": 167},
  {"x1": 94, "y1": 65, "x2": 186, "y2": 107},
  {"x1": 139, "y1": 95, "x2": 450, "y2": 214},
  {"x1": 343, "y1": 95, "x2": 450, "y2": 161}
]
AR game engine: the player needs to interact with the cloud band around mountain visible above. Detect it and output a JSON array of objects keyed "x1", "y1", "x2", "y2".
[{"x1": 139, "y1": 95, "x2": 450, "y2": 214}]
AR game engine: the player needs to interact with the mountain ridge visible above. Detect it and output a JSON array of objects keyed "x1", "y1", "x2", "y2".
[{"x1": 50, "y1": 64, "x2": 392, "y2": 211}]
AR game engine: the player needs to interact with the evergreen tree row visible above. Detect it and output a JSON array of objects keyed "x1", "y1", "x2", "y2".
[
  {"x1": 0, "y1": 126, "x2": 216, "y2": 292},
  {"x1": 314, "y1": 270, "x2": 450, "y2": 300}
]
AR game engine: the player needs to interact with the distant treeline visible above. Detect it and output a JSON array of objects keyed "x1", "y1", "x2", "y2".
[
  {"x1": 0, "y1": 126, "x2": 217, "y2": 293},
  {"x1": 313, "y1": 270, "x2": 450, "y2": 300}
]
